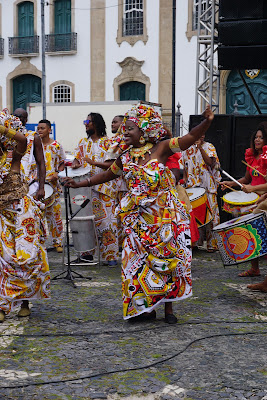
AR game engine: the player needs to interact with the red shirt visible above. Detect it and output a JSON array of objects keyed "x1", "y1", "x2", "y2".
[{"x1": 245, "y1": 146, "x2": 267, "y2": 186}]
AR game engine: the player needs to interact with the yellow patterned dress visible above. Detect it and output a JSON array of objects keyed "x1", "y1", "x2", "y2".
[
  {"x1": 0, "y1": 154, "x2": 50, "y2": 315},
  {"x1": 117, "y1": 152, "x2": 192, "y2": 319},
  {"x1": 43, "y1": 141, "x2": 65, "y2": 248},
  {"x1": 74, "y1": 137, "x2": 119, "y2": 262}
]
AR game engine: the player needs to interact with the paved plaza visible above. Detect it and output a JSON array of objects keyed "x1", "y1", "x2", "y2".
[{"x1": 0, "y1": 246, "x2": 266, "y2": 400}]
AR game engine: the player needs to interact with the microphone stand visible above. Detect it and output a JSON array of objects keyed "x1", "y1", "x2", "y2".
[{"x1": 52, "y1": 168, "x2": 92, "y2": 288}]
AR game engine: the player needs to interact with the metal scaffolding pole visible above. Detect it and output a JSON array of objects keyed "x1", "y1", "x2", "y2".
[
  {"x1": 41, "y1": 0, "x2": 46, "y2": 119},
  {"x1": 195, "y1": 0, "x2": 220, "y2": 114}
]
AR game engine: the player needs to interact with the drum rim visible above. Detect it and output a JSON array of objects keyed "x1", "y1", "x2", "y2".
[
  {"x1": 213, "y1": 211, "x2": 265, "y2": 231},
  {"x1": 185, "y1": 187, "x2": 206, "y2": 201},
  {"x1": 29, "y1": 181, "x2": 54, "y2": 199},
  {"x1": 58, "y1": 166, "x2": 91, "y2": 178},
  {"x1": 222, "y1": 192, "x2": 259, "y2": 206}
]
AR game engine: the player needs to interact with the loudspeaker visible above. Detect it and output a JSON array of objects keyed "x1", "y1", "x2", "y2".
[
  {"x1": 218, "y1": 45, "x2": 267, "y2": 70},
  {"x1": 219, "y1": 0, "x2": 267, "y2": 20},
  {"x1": 218, "y1": 0, "x2": 267, "y2": 70},
  {"x1": 218, "y1": 20, "x2": 267, "y2": 46}
]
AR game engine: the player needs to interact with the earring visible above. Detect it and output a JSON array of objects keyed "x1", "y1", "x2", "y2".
[{"x1": 139, "y1": 136, "x2": 145, "y2": 145}]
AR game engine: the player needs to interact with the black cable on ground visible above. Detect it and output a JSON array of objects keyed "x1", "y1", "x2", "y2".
[{"x1": 0, "y1": 330, "x2": 266, "y2": 390}]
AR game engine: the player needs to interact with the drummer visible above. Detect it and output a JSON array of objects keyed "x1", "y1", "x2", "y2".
[
  {"x1": 182, "y1": 131, "x2": 221, "y2": 252},
  {"x1": 165, "y1": 131, "x2": 200, "y2": 247},
  {"x1": 37, "y1": 119, "x2": 66, "y2": 253},
  {"x1": 221, "y1": 122, "x2": 267, "y2": 277},
  {"x1": 72, "y1": 113, "x2": 119, "y2": 267}
]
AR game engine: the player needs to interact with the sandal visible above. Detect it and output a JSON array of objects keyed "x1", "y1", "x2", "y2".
[
  {"x1": 238, "y1": 269, "x2": 261, "y2": 277},
  {"x1": 165, "y1": 314, "x2": 178, "y2": 324}
]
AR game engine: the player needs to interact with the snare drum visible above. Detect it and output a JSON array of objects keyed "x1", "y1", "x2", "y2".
[
  {"x1": 222, "y1": 191, "x2": 259, "y2": 216},
  {"x1": 185, "y1": 187, "x2": 213, "y2": 227},
  {"x1": 212, "y1": 212, "x2": 267, "y2": 266},
  {"x1": 28, "y1": 181, "x2": 55, "y2": 208},
  {"x1": 59, "y1": 166, "x2": 93, "y2": 217}
]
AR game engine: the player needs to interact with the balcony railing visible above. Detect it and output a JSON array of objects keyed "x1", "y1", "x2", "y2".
[
  {"x1": 123, "y1": 16, "x2": 143, "y2": 36},
  {"x1": 8, "y1": 35, "x2": 39, "y2": 55},
  {"x1": 0, "y1": 38, "x2": 4, "y2": 56},
  {"x1": 45, "y1": 32, "x2": 77, "y2": 53}
]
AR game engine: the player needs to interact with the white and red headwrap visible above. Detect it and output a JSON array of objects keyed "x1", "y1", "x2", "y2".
[{"x1": 120, "y1": 104, "x2": 167, "y2": 144}]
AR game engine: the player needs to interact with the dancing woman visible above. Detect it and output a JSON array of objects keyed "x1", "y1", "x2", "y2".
[
  {"x1": 64, "y1": 104, "x2": 214, "y2": 323},
  {"x1": 221, "y1": 122, "x2": 267, "y2": 277},
  {"x1": 0, "y1": 110, "x2": 50, "y2": 322}
]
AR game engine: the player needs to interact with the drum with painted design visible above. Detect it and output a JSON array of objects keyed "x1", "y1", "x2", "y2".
[
  {"x1": 222, "y1": 191, "x2": 259, "y2": 216},
  {"x1": 212, "y1": 212, "x2": 267, "y2": 266},
  {"x1": 185, "y1": 187, "x2": 213, "y2": 227}
]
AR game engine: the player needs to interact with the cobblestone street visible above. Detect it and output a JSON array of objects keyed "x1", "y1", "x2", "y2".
[{"x1": 0, "y1": 247, "x2": 266, "y2": 400}]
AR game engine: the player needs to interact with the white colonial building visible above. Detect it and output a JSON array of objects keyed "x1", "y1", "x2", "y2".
[{"x1": 0, "y1": 0, "x2": 266, "y2": 150}]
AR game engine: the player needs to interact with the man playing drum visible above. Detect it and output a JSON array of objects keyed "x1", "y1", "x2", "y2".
[
  {"x1": 182, "y1": 132, "x2": 221, "y2": 252},
  {"x1": 72, "y1": 113, "x2": 119, "y2": 267},
  {"x1": 37, "y1": 119, "x2": 66, "y2": 253},
  {"x1": 221, "y1": 122, "x2": 267, "y2": 277}
]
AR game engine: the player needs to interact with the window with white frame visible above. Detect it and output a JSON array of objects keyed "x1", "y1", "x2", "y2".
[
  {"x1": 123, "y1": 0, "x2": 143, "y2": 36},
  {"x1": 192, "y1": 0, "x2": 209, "y2": 31},
  {"x1": 53, "y1": 84, "x2": 71, "y2": 102}
]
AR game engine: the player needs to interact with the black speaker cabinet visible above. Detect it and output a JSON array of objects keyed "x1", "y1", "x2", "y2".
[
  {"x1": 218, "y1": 45, "x2": 267, "y2": 70},
  {"x1": 219, "y1": 0, "x2": 267, "y2": 20},
  {"x1": 218, "y1": 20, "x2": 267, "y2": 46},
  {"x1": 218, "y1": 0, "x2": 267, "y2": 70}
]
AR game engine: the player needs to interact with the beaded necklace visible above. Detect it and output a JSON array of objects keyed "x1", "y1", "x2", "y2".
[{"x1": 129, "y1": 142, "x2": 153, "y2": 163}]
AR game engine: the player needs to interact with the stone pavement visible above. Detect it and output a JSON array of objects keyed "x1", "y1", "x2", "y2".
[{"x1": 0, "y1": 246, "x2": 266, "y2": 400}]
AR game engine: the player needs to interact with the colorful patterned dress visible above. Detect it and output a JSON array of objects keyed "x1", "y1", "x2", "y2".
[
  {"x1": 0, "y1": 139, "x2": 50, "y2": 315},
  {"x1": 117, "y1": 151, "x2": 192, "y2": 319},
  {"x1": 43, "y1": 141, "x2": 65, "y2": 248},
  {"x1": 182, "y1": 142, "x2": 221, "y2": 250},
  {"x1": 74, "y1": 137, "x2": 119, "y2": 262}
]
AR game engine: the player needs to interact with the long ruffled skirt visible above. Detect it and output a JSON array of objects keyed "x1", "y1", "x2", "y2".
[
  {"x1": 119, "y1": 191, "x2": 192, "y2": 319},
  {"x1": 0, "y1": 195, "x2": 50, "y2": 314}
]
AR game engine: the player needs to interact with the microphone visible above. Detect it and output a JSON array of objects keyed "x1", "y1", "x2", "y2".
[{"x1": 70, "y1": 198, "x2": 90, "y2": 219}]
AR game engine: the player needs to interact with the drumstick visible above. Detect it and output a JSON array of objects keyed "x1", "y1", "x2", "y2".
[
  {"x1": 216, "y1": 179, "x2": 237, "y2": 192},
  {"x1": 241, "y1": 160, "x2": 266, "y2": 178},
  {"x1": 219, "y1": 168, "x2": 243, "y2": 188}
]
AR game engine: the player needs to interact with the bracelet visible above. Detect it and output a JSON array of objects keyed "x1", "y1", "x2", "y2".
[
  {"x1": 87, "y1": 178, "x2": 91, "y2": 187},
  {"x1": 169, "y1": 137, "x2": 180, "y2": 153},
  {"x1": 110, "y1": 161, "x2": 122, "y2": 176}
]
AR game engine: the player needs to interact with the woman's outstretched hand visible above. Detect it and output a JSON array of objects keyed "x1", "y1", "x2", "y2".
[{"x1": 202, "y1": 105, "x2": 214, "y2": 122}]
